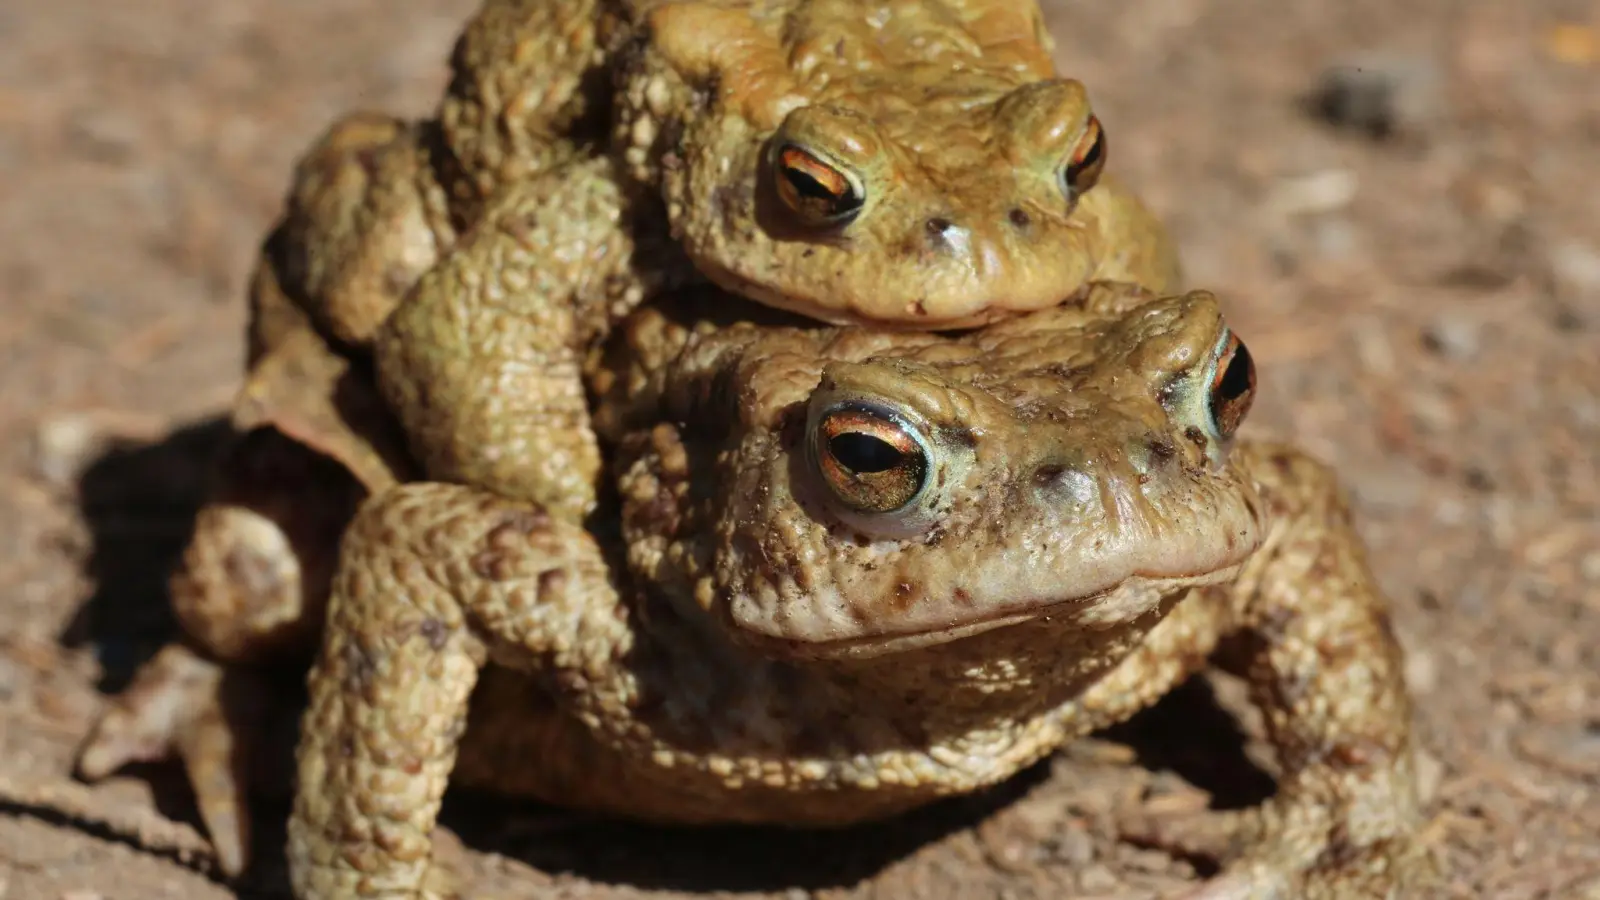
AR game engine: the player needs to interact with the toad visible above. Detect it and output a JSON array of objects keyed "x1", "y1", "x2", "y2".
[
  {"x1": 286, "y1": 288, "x2": 1427, "y2": 899},
  {"x1": 267, "y1": 0, "x2": 1180, "y2": 519}
]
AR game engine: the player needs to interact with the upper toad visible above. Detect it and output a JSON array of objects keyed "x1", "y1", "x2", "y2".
[{"x1": 275, "y1": 0, "x2": 1180, "y2": 519}]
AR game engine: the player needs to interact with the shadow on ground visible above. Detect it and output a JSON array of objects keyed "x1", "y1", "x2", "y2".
[
  {"x1": 443, "y1": 768, "x2": 1053, "y2": 895},
  {"x1": 46, "y1": 417, "x2": 247, "y2": 845},
  {"x1": 1103, "y1": 676, "x2": 1277, "y2": 812},
  {"x1": 419, "y1": 677, "x2": 1269, "y2": 894},
  {"x1": 58, "y1": 416, "x2": 235, "y2": 693}
]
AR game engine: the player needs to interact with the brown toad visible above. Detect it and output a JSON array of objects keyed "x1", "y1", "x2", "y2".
[
  {"x1": 287, "y1": 288, "x2": 1426, "y2": 899},
  {"x1": 270, "y1": 0, "x2": 1178, "y2": 519}
]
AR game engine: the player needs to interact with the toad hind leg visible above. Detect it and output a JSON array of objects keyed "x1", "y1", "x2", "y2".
[
  {"x1": 1164, "y1": 444, "x2": 1430, "y2": 899},
  {"x1": 76, "y1": 643, "x2": 265, "y2": 878},
  {"x1": 77, "y1": 427, "x2": 365, "y2": 876},
  {"x1": 438, "y1": 0, "x2": 615, "y2": 207},
  {"x1": 287, "y1": 482, "x2": 628, "y2": 900}
]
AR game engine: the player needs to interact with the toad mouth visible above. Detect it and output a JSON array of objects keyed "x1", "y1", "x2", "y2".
[{"x1": 738, "y1": 565, "x2": 1243, "y2": 661}]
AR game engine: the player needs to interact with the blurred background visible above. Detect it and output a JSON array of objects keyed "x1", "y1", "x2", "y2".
[{"x1": 1, "y1": 0, "x2": 1596, "y2": 897}]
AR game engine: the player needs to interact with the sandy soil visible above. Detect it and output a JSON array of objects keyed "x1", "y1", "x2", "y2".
[{"x1": 2, "y1": 0, "x2": 1597, "y2": 897}]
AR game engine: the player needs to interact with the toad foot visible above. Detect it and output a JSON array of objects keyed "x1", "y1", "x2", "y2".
[{"x1": 76, "y1": 643, "x2": 266, "y2": 877}]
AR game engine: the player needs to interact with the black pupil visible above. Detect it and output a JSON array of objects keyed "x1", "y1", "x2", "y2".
[
  {"x1": 1068, "y1": 132, "x2": 1105, "y2": 182},
  {"x1": 784, "y1": 167, "x2": 841, "y2": 201},
  {"x1": 1216, "y1": 341, "x2": 1255, "y2": 404},
  {"x1": 830, "y1": 432, "x2": 903, "y2": 473}
]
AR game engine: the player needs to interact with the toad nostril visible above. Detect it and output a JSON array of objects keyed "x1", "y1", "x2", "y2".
[
  {"x1": 1033, "y1": 464, "x2": 1068, "y2": 486},
  {"x1": 1032, "y1": 462, "x2": 1097, "y2": 504},
  {"x1": 925, "y1": 217, "x2": 954, "y2": 235},
  {"x1": 1008, "y1": 208, "x2": 1031, "y2": 228}
]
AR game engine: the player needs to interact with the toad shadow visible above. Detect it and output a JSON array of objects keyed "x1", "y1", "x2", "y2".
[{"x1": 60, "y1": 416, "x2": 234, "y2": 693}]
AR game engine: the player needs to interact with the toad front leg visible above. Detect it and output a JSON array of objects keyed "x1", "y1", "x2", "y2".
[
  {"x1": 1171, "y1": 444, "x2": 1430, "y2": 899},
  {"x1": 376, "y1": 158, "x2": 681, "y2": 522},
  {"x1": 287, "y1": 482, "x2": 630, "y2": 900}
]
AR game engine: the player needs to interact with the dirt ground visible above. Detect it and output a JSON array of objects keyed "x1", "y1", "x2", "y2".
[{"x1": 2, "y1": 0, "x2": 1597, "y2": 897}]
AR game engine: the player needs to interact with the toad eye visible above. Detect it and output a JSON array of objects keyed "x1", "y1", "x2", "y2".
[
  {"x1": 1058, "y1": 115, "x2": 1107, "y2": 201},
  {"x1": 813, "y1": 404, "x2": 929, "y2": 514},
  {"x1": 774, "y1": 145, "x2": 865, "y2": 227},
  {"x1": 1208, "y1": 331, "x2": 1257, "y2": 439}
]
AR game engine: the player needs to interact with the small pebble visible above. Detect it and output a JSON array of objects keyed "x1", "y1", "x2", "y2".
[
  {"x1": 66, "y1": 106, "x2": 141, "y2": 163},
  {"x1": 1422, "y1": 315, "x2": 1482, "y2": 360},
  {"x1": 977, "y1": 813, "x2": 1037, "y2": 873},
  {"x1": 1122, "y1": 846, "x2": 1184, "y2": 874},
  {"x1": 1408, "y1": 387, "x2": 1459, "y2": 434},
  {"x1": 1514, "y1": 722, "x2": 1600, "y2": 779},
  {"x1": 1055, "y1": 825, "x2": 1095, "y2": 866},
  {"x1": 1402, "y1": 644, "x2": 1438, "y2": 696},
  {"x1": 31, "y1": 414, "x2": 103, "y2": 488},
  {"x1": 1451, "y1": 169, "x2": 1527, "y2": 226},
  {"x1": 1579, "y1": 551, "x2": 1600, "y2": 583},
  {"x1": 1309, "y1": 53, "x2": 1442, "y2": 139},
  {"x1": 1306, "y1": 216, "x2": 1359, "y2": 261},
  {"x1": 1077, "y1": 863, "x2": 1120, "y2": 892},
  {"x1": 1351, "y1": 316, "x2": 1396, "y2": 376},
  {"x1": 1415, "y1": 747, "x2": 1444, "y2": 805},
  {"x1": 1264, "y1": 169, "x2": 1359, "y2": 219},
  {"x1": 1547, "y1": 241, "x2": 1600, "y2": 318}
]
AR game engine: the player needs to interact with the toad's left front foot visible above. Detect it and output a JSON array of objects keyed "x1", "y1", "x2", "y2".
[{"x1": 1127, "y1": 781, "x2": 1432, "y2": 899}]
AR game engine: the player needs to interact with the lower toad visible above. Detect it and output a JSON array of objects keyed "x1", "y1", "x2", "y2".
[{"x1": 286, "y1": 287, "x2": 1427, "y2": 899}]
